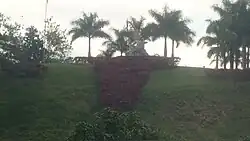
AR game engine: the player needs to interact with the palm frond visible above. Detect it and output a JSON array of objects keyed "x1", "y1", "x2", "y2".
[
  {"x1": 212, "y1": 5, "x2": 228, "y2": 17},
  {"x1": 92, "y1": 30, "x2": 110, "y2": 39},
  {"x1": 209, "y1": 59, "x2": 216, "y2": 65},
  {"x1": 149, "y1": 10, "x2": 163, "y2": 23},
  {"x1": 93, "y1": 20, "x2": 109, "y2": 29},
  {"x1": 128, "y1": 16, "x2": 146, "y2": 32},
  {"x1": 68, "y1": 28, "x2": 88, "y2": 44},
  {"x1": 146, "y1": 23, "x2": 162, "y2": 41},
  {"x1": 70, "y1": 18, "x2": 85, "y2": 26},
  {"x1": 69, "y1": 11, "x2": 109, "y2": 44},
  {"x1": 102, "y1": 39, "x2": 113, "y2": 46},
  {"x1": 197, "y1": 36, "x2": 217, "y2": 47},
  {"x1": 207, "y1": 46, "x2": 220, "y2": 58}
]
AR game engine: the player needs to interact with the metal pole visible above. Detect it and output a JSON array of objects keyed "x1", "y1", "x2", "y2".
[
  {"x1": 43, "y1": 0, "x2": 48, "y2": 63},
  {"x1": 44, "y1": 0, "x2": 48, "y2": 30}
]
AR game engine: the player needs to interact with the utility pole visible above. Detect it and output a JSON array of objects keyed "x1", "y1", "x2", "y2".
[
  {"x1": 44, "y1": 0, "x2": 48, "y2": 31},
  {"x1": 43, "y1": 0, "x2": 48, "y2": 63}
]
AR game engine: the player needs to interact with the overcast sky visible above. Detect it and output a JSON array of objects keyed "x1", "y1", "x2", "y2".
[{"x1": 0, "y1": 0, "x2": 221, "y2": 67}]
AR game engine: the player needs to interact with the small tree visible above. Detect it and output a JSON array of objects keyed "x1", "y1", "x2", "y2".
[
  {"x1": 44, "y1": 17, "x2": 72, "y2": 62},
  {"x1": 22, "y1": 26, "x2": 44, "y2": 63}
]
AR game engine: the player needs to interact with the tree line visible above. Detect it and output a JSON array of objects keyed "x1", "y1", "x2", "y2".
[
  {"x1": 69, "y1": 5, "x2": 195, "y2": 60},
  {"x1": 198, "y1": 0, "x2": 250, "y2": 70},
  {"x1": 1, "y1": 0, "x2": 250, "y2": 70}
]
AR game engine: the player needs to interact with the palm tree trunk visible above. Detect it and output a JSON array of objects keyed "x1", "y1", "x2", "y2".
[
  {"x1": 216, "y1": 55, "x2": 219, "y2": 69},
  {"x1": 120, "y1": 51, "x2": 123, "y2": 57},
  {"x1": 247, "y1": 47, "x2": 250, "y2": 68},
  {"x1": 229, "y1": 48, "x2": 234, "y2": 70},
  {"x1": 164, "y1": 36, "x2": 167, "y2": 57},
  {"x1": 88, "y1": 37, "x2": 91, "y2": 58},
  {"x1": 223, "y1": 50, "x2": 226, "y2": 69},
  {"x1": 235, "y1": 60, "x2": 238, "y2": 69},
  {"x1": 242, "y1": 46, "x2": 246, "y2": 69},
  {"x1": 235, "y1": 53, "x2": 239, "y2": 69},
  {"x1": 171, "y1": 40, "x2": 174, "y2": 59},
  {"x1": 235, "y1": 50, "x2": 240, "y2": 70}
]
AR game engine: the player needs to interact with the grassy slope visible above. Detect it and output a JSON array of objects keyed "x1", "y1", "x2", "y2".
[
  {"x1": 1, "y1": 64, "x2": 250, "y2": 141},
  {"x1": 0, "y1": 64, "x2": 98, "y2": 141},
  {"x1": 139, "y1": 67, "x2": 250, "y2": 141}
]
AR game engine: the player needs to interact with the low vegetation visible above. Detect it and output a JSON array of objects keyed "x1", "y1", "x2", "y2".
[
  {"x1": 67, "y1": 108, "x2": 163, "y2": 141},
  {"x1": 0, "y1": 64, "x2": 98, "y2": 141},
  {"x1": 0, "y1": 65, "x2": 250, "y2": 141},
  {"x1": 1, "y1": 0, "x2": 250, "y2": 141}
]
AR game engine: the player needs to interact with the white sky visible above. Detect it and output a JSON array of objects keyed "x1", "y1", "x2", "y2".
[{"x1": 0, "y1": 0, "x2": 221, "y2": 67}]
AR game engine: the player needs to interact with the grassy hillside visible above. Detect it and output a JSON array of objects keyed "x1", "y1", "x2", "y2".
[
  {"x1": 0, "y1": 64, "x2": 98, "y2": 141},
  {"x1": 139, "y1": 67, "x2": 250, "y2": 141},
  {"x1": 1, "y1": 65, "x2": 250, "y2": 141}
]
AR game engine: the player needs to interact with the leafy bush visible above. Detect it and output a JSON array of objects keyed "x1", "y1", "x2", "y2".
[
  {"x1": 67, "y1": 108, "x2": 163, "y2": 141},
  {"x1": 0, "y1": 24, "x2": 48, "y2": 77},
  {"x1": 0, "y1": 58, "x2": 48, "y2": 77}
]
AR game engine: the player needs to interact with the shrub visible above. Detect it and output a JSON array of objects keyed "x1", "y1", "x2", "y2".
[
  {"x1": 67, "y1": 108, "x2": 163, "y2": 141},
  {"x1": 0, "y1": 58, "x2": 48, "y2": 77}
]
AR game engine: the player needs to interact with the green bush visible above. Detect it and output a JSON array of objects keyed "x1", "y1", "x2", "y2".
[{"x1": 67, "y1": 108, "x2": 164, "y2": 141}]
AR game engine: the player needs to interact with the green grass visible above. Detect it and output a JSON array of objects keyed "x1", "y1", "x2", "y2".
[
  {"x1": 1, "y1": 64, "x2": 250, "y2": 141},
  {"x1": 0, "y1": 64, "x2": 99, "y2": 141},
  {"x1": 138, "y1": 67, "x2": 250, "y2": 141}
]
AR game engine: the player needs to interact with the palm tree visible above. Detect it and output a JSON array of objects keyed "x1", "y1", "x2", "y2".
[
  {"x1": 211, "y1": 0, "x2": 250, "y2": 69},
  {"x1": 198, "y1": 19, "x2": 237, "y2": 69},
  {"x1": 102, "y1": 28, "x2": 130, "y2": 56},
  {"x1": 149, "y1": 5, "x2": 173, "y2": 57},
  {"x1": 68, "y1": 12, "x2": 110, "y2": 58},
  {"x1": 168, "y1": 10, "x2": 195, "y2": 59},
  {"x1": 127, "y1": 16, "x2": 152, "y2": 44},
  {"x1": 208, "y1": 46, "x2": 222, "y2": 69},
  {"x1": 197, "y1": 35, "x2": 221, "y2": 69}
]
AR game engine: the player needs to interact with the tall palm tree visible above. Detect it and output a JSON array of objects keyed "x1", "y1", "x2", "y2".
[
  {"x1": 102, "y1": 28, "x2": 130, "y2": 56},
  {"x1": 211, "y1": 0, "x2": 250, "y2": 69},
  {"x1": 68, "y1": 12, "x2": 110, "y2": 58},
  {"x1": 198, "y1": 19, "x2": 237, "y2": 69},
  {"x1": 197, "y1": 35, "x2": 221, "y2": 69},
  {"x1": 168, "y1": 10, "x2": 195, "y2": 59},
  {"x1": 149, "y1": 5, "x2": 173, "y2": 57}
]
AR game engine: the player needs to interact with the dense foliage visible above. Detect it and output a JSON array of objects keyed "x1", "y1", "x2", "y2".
[
  {"x1": 0, "y1": 13, "x2": 47, "y2": 77},
  {"x1": 0, "y1": 13, "x2": 72, "y2": 77},
  {"x1": 67, "y1": 108, "x2": 163, "y2": 141},
  {"x1": 198, "y1": 0, "x2": 250, "y2": 70}
]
